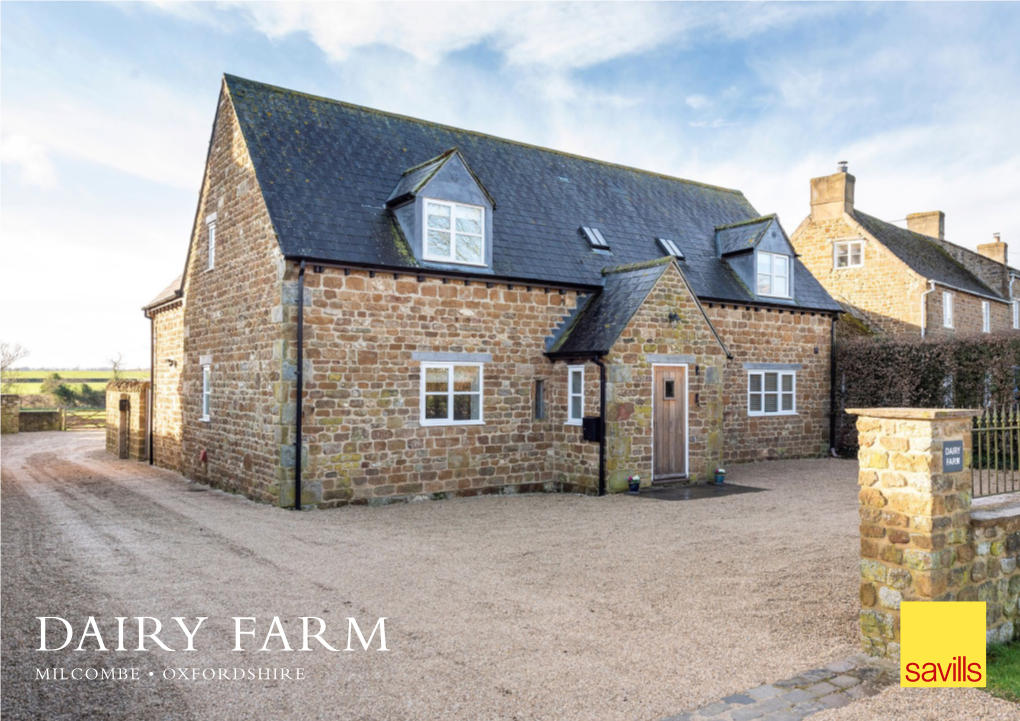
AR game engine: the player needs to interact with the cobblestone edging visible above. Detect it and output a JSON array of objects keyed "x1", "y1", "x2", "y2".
[{"x1": 663, "y1": 654, "x2": 899, "y2": 721}]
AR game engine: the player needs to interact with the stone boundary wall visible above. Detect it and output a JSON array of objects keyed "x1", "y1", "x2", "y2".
[
  {"x1": 105, "y1": 380, "x2": 150, "y2": 461},
  {"x1": 851, "y1": 407, "x2": 1020, "y2": 660},
  {"x1": 19, "y1": 410, "x2": 61, "y2": 432},
  {"x1": 1, "y1": 394, "x2": 19, "y2": 434}
]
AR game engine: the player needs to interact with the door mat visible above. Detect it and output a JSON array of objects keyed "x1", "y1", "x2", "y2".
[{"x1": 636, "y1": 483, "x2": 766, "y2": 501}]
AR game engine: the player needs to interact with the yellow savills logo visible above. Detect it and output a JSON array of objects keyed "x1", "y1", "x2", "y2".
[{"x1": 900, "y1": 602, "x2": 986, "y2": 687}]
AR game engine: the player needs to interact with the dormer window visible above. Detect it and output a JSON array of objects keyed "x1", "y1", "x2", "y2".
[
  {"x1": 424, "y1": 199, "x2": 485, "y2": 266},
  {"x1": 757, "y1": 251, "x2": 791, "y2": 298}
]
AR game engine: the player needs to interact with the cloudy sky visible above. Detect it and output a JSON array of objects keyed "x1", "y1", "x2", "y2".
[{"x1": 2, "y1": 2, "x2": 1018, "y2": 368}]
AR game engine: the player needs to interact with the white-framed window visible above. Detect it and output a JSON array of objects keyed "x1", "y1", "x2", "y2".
[
  {"x1": 206, "y1": 214, "x2": 217, "y2": 270},
  {"x1": 567, "y1": 366, "x2": 584, "y2": 425},
  {"x1": 420, "y1": 363, "x2": 483, "y2": 425},
  {"x1": 423, "y1": 199, "x2": 485, "y2": 266},
  {"x1": 943, "y1": 291, "x2": 954, "y2": 328},
  {"x1": 201, "y1": 365, "x2": 211, "y2": 421},
  {"x1": 1013, "y1": 300, "x2": 1019, "y2": 330},
  {"x1": 748, "y1": 371, "x2": 796, "y2": 417},
  {"x1": 982, "y1": 301, "x2": 991, "y2": 333},
  {"x1": 834, "y1": 240, "x2": 864, "y2": 269},
  {"x1": 757, "y1": 251, "x2": 791, "y2": 298}
]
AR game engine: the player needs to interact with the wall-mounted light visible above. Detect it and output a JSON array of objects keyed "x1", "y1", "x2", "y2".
[
  {"x1": 667, "y1": 312, "x2": 681, "y2": 324},
  {"x1": 165, "y1": 359, "x2": 178, "y2": 367}
]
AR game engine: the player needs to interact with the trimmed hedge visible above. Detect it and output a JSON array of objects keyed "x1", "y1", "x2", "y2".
[{"x1": 834, "y1": 333, "x2": 1020, "y2": 455}]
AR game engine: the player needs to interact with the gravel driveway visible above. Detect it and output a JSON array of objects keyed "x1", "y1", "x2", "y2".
[{"x1": 1, "y1": 431, "x2": 871, "y2": 719}]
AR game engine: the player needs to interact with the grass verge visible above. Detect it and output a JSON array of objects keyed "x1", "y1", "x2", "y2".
[{"x1": 986, "y1": 642, "x2": 1020, "y2": 703}]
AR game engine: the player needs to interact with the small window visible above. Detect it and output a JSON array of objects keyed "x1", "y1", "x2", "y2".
[
  {"x1": 567, "y1": 366, "x2": 584, "y2": 425},
  {"x1": 534, "y1": 380, "x2": 545, "y2": 420},
  {"x1": 757, "y1": 251, "x2": 791, "y2": 298},
  {"x1": 982, "y1": 301, "x2": 991, "y2": 333},
  {"x1": 581, "y1": 227, "x2": 610, "y2": 250},
  {"x1": 664, "y1": 379, "x2": 676, "y2": 400},
  {"x1": 206, "y1": 214, "x2": 217, "y2": 270},
  {"x1": 420, "y1": 363, "x2": 483, "y2": 425},
  {"x1": 657, "y1": 238, "x2": 684, "y2": 259},
  {"x1": 201, "y1": 365, "x2": 211, "y2": 421},
  {"x1": 943, "y1": 291, "x2": 954, "y2": 328},
  {"x1": 748, "y1": 371, "x2": 796, "y2": 417},
  {"x1": 834, "y1": 240, "x2": 863, "y2": 269},
  {"x1": 1013, "y1": 300, "x2": 1019, "y2": 330},
  {"x1": 423, "y1": 200, "x2": 485, "y2": 266}
]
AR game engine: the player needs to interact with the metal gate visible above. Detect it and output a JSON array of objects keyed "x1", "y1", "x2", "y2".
[{"x1": 972, "y1": 404, "x2": 1020, "y2": 498}]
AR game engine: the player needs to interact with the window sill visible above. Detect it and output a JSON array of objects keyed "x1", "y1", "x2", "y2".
[
  {"x1": 421, "y1": 257, "x2": 489, "y2": 268},
  {"x1": 199, "y1": 416, "x2": 211, "y2": 423},
  {"x1": 748, "y1": 412, "x2": 798, "y2": 418},
  {"x1": 757, "y1": 293, "x2": 793, "y2": 300},
  {"x1": 420, "y1": 420, "x2": 485, "y2": 427},
  {"x1": 565, "y1": 420, "x2": 582, "y2": 427}
]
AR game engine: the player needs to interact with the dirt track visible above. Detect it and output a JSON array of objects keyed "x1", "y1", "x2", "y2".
[{"x1": 1, "y1": 430, "x2": 1006, "y2": 720}]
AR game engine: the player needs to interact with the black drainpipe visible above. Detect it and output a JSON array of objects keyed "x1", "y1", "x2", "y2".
[
  {"x1": 294, "y1": 260, "x2": 306, "y2": 510},
  {"x1": 148, "y1": 314, "x2": 155, "y2": 465},
  {"x1": 592, "y1": 355, "x2": 607, "y2": 497},
  {"x1": 829, "y1": 315, "x2": 838, "y2": 457}
]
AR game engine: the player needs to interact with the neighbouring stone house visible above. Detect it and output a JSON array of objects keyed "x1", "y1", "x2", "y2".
[
  {"x1": 141, "y1": 75, "x2": 841, "y2": 508},
  {"x1": 791, "y1": 166, "x2": 1020, "y2": 339}
]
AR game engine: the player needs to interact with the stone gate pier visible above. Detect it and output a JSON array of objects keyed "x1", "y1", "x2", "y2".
[{"x1": 848, "y1": 408, "x2": 1020, "y2": 660}]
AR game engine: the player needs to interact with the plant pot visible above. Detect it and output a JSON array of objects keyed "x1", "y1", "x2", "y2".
[
  {"x1": 714, "y1": 470, "x2": 726, "y2": 485},
  {"x1": 628, "y1": 481, "x2": 641, "y2": 494}
]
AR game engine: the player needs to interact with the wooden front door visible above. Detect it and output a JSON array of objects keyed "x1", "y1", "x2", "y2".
[{"x1": 653, "y1": 366, "x2": 687, "y2": 480}]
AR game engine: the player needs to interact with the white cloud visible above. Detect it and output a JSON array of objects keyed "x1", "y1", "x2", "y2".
[
  {"x1": 685, "y1": 94, "x2": 710, "y2": 110},
  {"x1": 0, "y1": 134, "x2": 58, "y2": 187}
]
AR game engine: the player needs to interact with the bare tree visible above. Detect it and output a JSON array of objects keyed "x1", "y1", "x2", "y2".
[
  {"x1": 1, "y1": 341, "x2": 30, "y2": 393},
  {"x1": 109, "y1": 353, "x2": 124, "y2": 382}
]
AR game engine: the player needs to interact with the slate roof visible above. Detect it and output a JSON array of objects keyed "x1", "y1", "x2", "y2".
[
  {"x1": 547, "y1": 260, "x2": 671, "y2": 356},
  {"x1": 716, "y1": 215, "x2": 775, "y2": 256},
  {"x1": 225, "y1": 75, "x2": 840, "y2": 311},
  {"x1": 144, "y1": 275, "x2": 183, "y2": 311},
  {"x1": 853, "y1": 212, "x2": 1001, "y2": 299}
]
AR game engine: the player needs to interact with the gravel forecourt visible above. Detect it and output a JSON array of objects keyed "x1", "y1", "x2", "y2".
[{"x1": 1, "y1": 431, "x2": 1015, "y2": 720}]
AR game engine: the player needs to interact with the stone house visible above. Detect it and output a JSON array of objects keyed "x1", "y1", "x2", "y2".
[
  {"x1": 791, "y1": 166, "x2": 1020, "y2": 339},
  {"x1": 142, "y1": 75, "x2": 841, "y2": 508}
]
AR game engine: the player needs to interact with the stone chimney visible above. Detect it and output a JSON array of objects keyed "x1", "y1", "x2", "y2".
[
  {"x1": 977, "y1": 233, "x2": 1008, "y2": 266},
  {"x1": 810, "y1": 162, "x2": 855, "y2": 221},
  {"x1": 906, "y1": 211, "x2": 945, "y2": 240}
]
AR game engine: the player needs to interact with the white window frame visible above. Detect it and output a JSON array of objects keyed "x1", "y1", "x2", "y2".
[
  {"x1": 422, "y1": 198, "x2": 486, "y2": 267},
  {"x1": 982, "y1": 301, "x2": 991, "y2": 333},
  {"x1": 943, "y1": 291, "x2": 954, "y2": 328},
  {"x1": 747, "y1": 370, "x2": 797, "y2": 417},
  {"x1": 1013, "y1": 300, "x2": 1019, "y2": 330},
  {"x1": 419, "y1": 362, "x2": 484, "y2": 426},
  {"x1": 833, "y1": 240, "x2": 864, "y2": 269},
  {"x1": 201, "y1": 365, "x2": 211, "y2": 421},
  {"x1": 206, "y1": 213, "x2": 217, "y2": 271},
  {"x1": 567, "y1": 366, "x2": 584, "y2": 426},
  {"x1": 756, "y1": 251, "x2": 792, "y2": 299}
]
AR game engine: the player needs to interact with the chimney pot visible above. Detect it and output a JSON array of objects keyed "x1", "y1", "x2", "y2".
[
  {"x1": 906, "y1": 211, "x2": 945, "y2": 240},
  {"x1": 838, "y1": 160, "x2": 848, "y2": 173}
]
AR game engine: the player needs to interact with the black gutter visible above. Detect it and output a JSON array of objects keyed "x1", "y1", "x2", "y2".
[
  {"x1": 294, "y1": 260, "x2": 306, "y2": 511},
  {"x1": 148, "y1": 314, "x2": 155, "y2": 466},
  {"x1": 282, "y1": 255, "x2": 600, "y2": 294},
  {"x1": 829, "y1": 316, "x2": 838, "y2": 457},
  {"x1": 591, "y1": 356, "x2": 607, "y2": 497}
]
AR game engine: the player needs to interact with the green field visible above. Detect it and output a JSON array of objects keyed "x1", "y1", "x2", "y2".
[{"x1": 5, "y1": 369, "x2": 149, "y2": 395}]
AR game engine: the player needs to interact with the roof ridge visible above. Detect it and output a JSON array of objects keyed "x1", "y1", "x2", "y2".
[
  {"x1": 853, "y1": 210, "x2": 1001, "y2": 297},
  {"x1": 715, "y1": 214, "x2": 776, "y2": 231},
  {"x1": 602, "y1": 257, "x2": 673, "y2": 276},
  {"x1": 223, "y1": 73, "x2": 746, "y2": 197},
  {"x1": 401, "y1": 148, "x2": 457, "y2": 176}
]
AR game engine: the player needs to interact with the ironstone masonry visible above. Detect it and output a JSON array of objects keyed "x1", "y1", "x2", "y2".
[
  {"x1": 137, "y1": 75, "x2": 841, "y2": 507},
  {"x1": 791, "y1": 167, "x2": 1020, "y2": 339}
]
